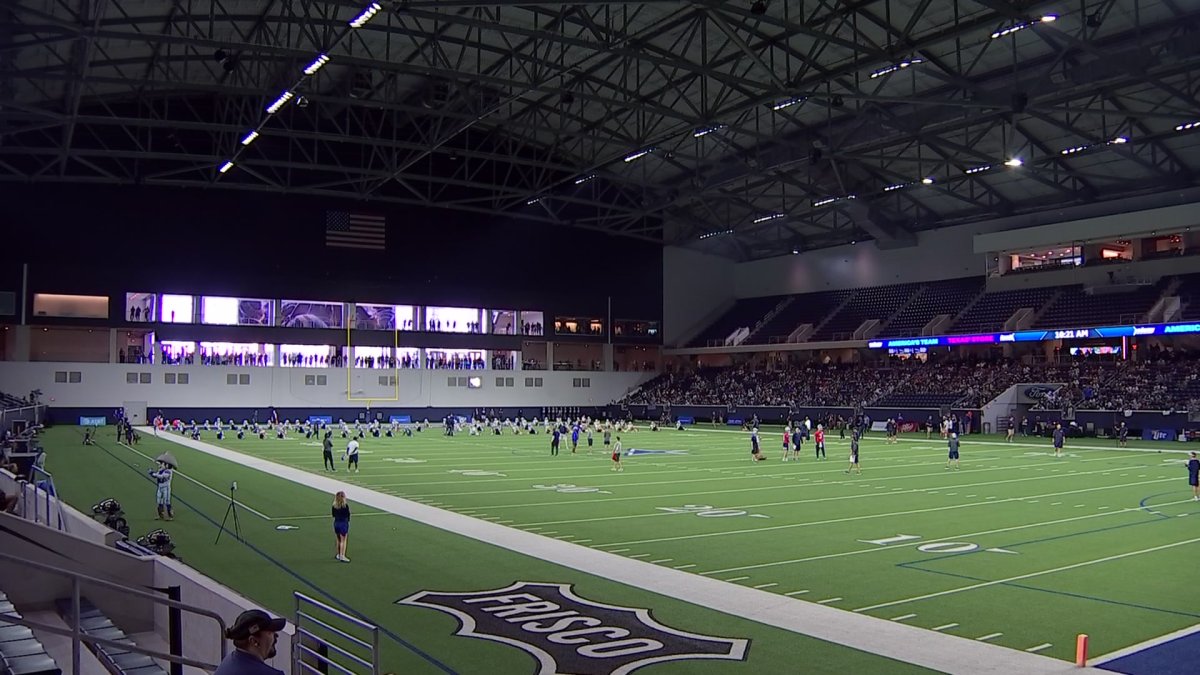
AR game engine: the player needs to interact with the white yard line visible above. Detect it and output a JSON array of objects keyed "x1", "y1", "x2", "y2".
[
  {"x1": 977, "y1": 633, "x2": 1003, "y2": 642},
  {"x1": 853, "y1": 537, "x2": 1200, "y2": 613},
  {"x1": 594, "y1": 476, "x2": 1177, "y2": 548},
  {"x1": 699, "y1": 497, "x2": 1196, "y2": 576},
  {"x1": 933, "y1": 623, "x2": 959, "y2": 632},
  {"x1": 1026, "y1": 643, "x2": 1053, "y2": 653}
]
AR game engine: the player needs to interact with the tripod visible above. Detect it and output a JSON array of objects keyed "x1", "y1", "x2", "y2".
[{"x1": 215, "y1": 485, "x2": 242, "y2": 544}]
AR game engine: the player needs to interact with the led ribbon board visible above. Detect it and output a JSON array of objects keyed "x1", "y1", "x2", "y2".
[{"x1": 866, "y1": 321, "x2": 1200, "y2": 349}]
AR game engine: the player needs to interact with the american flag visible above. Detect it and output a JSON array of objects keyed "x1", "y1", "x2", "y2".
[{"x1": 325, "y1": 211, "x2": 387, "y2": 251}]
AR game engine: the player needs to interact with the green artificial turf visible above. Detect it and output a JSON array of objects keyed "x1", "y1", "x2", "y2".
[{"x1": 39, "y1": 423, "x2": 1200, "y2": 672}]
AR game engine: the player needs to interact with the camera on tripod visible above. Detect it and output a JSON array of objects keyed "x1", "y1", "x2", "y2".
[
  {"x1": 136, "y1": 529, "x2": 176, "y2": 558},
  {"x1": 91, "y1": 498, "x2": 130, "y2": 536}
]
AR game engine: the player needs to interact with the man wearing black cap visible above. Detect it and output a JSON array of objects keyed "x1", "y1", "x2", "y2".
[{"x1": 214, "y1": 609, "x2": 286, "y2": 674}]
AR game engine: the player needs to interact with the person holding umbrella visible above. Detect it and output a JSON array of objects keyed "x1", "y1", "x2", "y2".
[{"x1": 149, "y1": 452, "x2": 177, "y2": 521}]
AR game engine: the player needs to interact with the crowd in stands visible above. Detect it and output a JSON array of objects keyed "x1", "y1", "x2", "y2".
[{"x1": 625, "y1": 353, "x2": 1200, "y2": 413}]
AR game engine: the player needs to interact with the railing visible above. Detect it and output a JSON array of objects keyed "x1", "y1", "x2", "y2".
[
  {"x1": 0, "y1": 549, "x2": 227, "y2": 675},
  {"x1": 0, "y1": 403, "x2": 46, "y2": 430},
  {"x1": 294, "y1": 592, "x2": 380, "y2": 675},
  {"x1": 25, "y1": 466, "x2": 68, "y2": 533}
]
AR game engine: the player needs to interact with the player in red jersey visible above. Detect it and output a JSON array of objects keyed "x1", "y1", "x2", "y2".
[{"x1": 814, "y1": 425, "x2": 826, "y2": 460}]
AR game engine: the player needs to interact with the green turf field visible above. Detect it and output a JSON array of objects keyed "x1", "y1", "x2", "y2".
[{"x1": 39, "y1": 423, "x2": 1200, "y2": 672}]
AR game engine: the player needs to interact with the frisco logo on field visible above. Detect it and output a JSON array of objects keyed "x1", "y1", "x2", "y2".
[{"x1": 397, "y1": 582, "x2": 749, "y2": 674}]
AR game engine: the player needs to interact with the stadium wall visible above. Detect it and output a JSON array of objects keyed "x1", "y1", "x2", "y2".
[
  {"x1": 734, "y1": 224, "x2": 986, "y2": 297},
  {"x1": 0, "y1": 183, "x2": 663, "y2": 318},
  {"x1": 0, "y1": 362, "x2": 652, "y2": 412},
  {"x1": 662, "y1": 246, "x2": 735, "y2": 346}
]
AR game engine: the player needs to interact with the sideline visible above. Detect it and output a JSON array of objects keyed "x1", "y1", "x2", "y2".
[{"x1": 149, "y1": 428, "x2": 1096, "y2": 675}]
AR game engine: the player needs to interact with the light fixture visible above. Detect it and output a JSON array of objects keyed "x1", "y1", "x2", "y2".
[
  {"x1": 965, "y1": 164, "x2": 991, "y2": 174},
  {"x1": 1109, "y1": 136, "x2": 1128, "y2": 144},
  {"x1": 771, "y1": 97, "x2": 805, "y2": 111},
  {"x1": 752, "y1": 213, "x2": 785, "y2": 224},
  {"x1": 303, "y1": 54, "x2": 330, "y2": 76},
  {"x1": 884, "y1": 183, "x2": 905, "y2": 192},
  {"x1": 1176, "y1": 121, "x2": 1200, "y2": 132},
  {"x1": 699, "y1": 229, "x2": 734, "y2": 240},
  {"x1": 573, "y1": 174, "x2": 596, "y2": 185},
  {"x1": 266, "y1": 91, "x2": 294, "y2": 114},
  {"x1": 692, "y1": 124, "x2": 726, "y2": 138},
  {"x1": 623, "y1": 147, "x2": 655, "y2": 163},
  {"x1": 240, "y1": 131, "x2": 259, "y2": 146},
  {"x1": 1004, "y1": 157, "x2": 1024, "y2": 167},
  {"x1": 869, "y1": 58, "x2": 924, "y2": 79},
  {"x1": 526, "y1": 197, "x2": 542, "y2": 205},
  {"x1": 921, "y1": 177, "x2": 935, "y2": 185},
  {"x1": 813, "y1": 197, "x2": 838, "y2": 207},
  {"x1": 218, "y1": 161, "x2": 235, "y2": 174},
  {"x1": 349, "y1": 2, "x2": 383, "y2": 28},
  {"x1": 990, "y1": 15, "x2": 1056, "y2": 39}
]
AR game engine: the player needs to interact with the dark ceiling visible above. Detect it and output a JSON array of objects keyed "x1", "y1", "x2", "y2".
[{"x1": 2, "y1": 0, "x2": 1199, "y2": 260}]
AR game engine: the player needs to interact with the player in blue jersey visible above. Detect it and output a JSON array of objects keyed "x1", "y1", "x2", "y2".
[{"x1": 1052, "y1": 423, "x2": 1065, "y2": 458}]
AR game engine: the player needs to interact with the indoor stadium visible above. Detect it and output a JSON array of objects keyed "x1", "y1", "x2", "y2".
[{"x1": 2, "y1": 1, "x2": 1199, "y2": 674}]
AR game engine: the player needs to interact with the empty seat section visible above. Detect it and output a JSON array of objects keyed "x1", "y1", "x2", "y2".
[
  {"x1": 745, "y1": 290, "x2": 853, "y2": 344},
  {"x1": 950, "y1": 287, "x2": 1058, "y2": 334},
  {"x1": 884, "y1": 278, "x2": 984, "y2": 337},
  {"x1": 1174, "y1": 273, "x2": 1200, "y2": 320},
  {"x1": 0, "y1": 591, "x2": 62, "y2": 675},
  {"x1": 1031, "y1": 282, "x2": 1164, "y2": 328},
  {"x1": 810, "y1": 283, "x2": 922, "y2": 342},
  {"x1": 54, "y1": 599, "x2": 165, "y2": 675},
  {"x1": 688, "y1": 296, "x2": 786, "y2": 347}
]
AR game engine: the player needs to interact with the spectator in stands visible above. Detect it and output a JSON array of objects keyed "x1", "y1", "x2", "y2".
[
  {"x1": 214, "y1": 609, "x2": 287, "y2": 675},
  {"x1": 0, "y1": 487, "x2": 16, "y2": 513}
]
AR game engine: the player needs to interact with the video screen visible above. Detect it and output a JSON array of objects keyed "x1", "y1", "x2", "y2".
[
  {"x1": 159, "y1": 294, "x2": 193, "y2": 323},
  {"x1": 281, "y1": 300, "x2": 344, "y2": 329},
  {"x1": 355, "y1": 304, "x2": 395, "y2": 330}
]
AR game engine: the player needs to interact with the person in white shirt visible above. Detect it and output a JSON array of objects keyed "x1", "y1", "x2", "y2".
[{"x1": 343, "y1": 439, "x2": 360, "y2": 473}]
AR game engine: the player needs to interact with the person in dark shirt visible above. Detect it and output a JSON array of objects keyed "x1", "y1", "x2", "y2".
[
  {"x1": 322, "y1": 433, "x2": 335, "y2": 472},
  {"x1": 1187, "y1": 452, "x2": 1199, "y2": 502},
  {"x1": 1052, "y1": 423, "x2": 1065, "y2": 458},
  {"x1": 332, "y1": 491, "x2": 351, "y2": 562},
  {"x1": 947, "y1": 433, "x2": 961, "y2": 470},
  {"x1": 213, "y1": 609, "x2": 286, "y2": 675}
]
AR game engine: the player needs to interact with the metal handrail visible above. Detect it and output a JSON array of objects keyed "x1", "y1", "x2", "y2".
[
  {"x1": 0, "y1": 549, "x2": 227, "y2": 674},
  {"x1": 294, "y1": 592, "x2": 380, "y2": 675},
  {"x1": 26, "y1": 466, "x2": 68, "y2": 533}
]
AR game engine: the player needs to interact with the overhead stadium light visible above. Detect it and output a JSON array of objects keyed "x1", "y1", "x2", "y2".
[
  {"x1": 990, "y1": 15, "x2": 1056, "y2": 39},
  {"x1": 303, "y1": 54, "x2": 330, "y2": 76},
  {"x1": 771, "y1": 97, "x2": 806, "y2": 111},
  {"x1": 1004, "y1": 157, "x2": 1024, "y2": 167},
  {"x1": 218, "y1": 161, "x2": 235, "y2": 174},
  {"x1": 349, "y1": 2, "x2": 383, "y2": 28},
  {"x1": 869, "y1": 58, "x2": 924, "y2": 79},
  {"x1": 266, "y1": 91, "x2": 294, "y2": 114},
  {"x1": 573, "y1": 174, "x2": 596, "y2": 185},
  {"x1": 965, "y1": 164, "x2": 991, "y2": 174},
  {"x1": 884, "y1": 183, "x2": 906, "y2": 192},
  {"x1": 623, "y1": 147, "x2": 655, "y2": 163},
  {"x1": 921, "y1": 177, "x2": 935, "y2": 185},
  {"x1": 1176, "y1": 121, "x2": 1200, "y2": 132},
  {"x1": 698, "y1": 229, "x2": 734, "y2": 240},
  {"x1": 526, "y1": 197, "x2": 542, "y2": 205},
  {"x1": 693, "y1": 124, "x2": 726, "y2": 138},
  {"x1": 752, "y1": 213, "x2": 785, "y2": 224},
  {"x1": 812, "y1": 197, "x2": 837, "y2": 207},
  {"x1": 240, "y1": 130, "x2": 259, "y2": 146}
]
